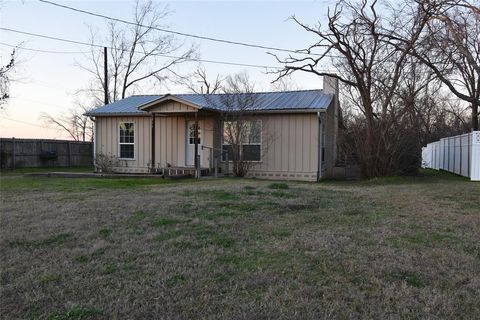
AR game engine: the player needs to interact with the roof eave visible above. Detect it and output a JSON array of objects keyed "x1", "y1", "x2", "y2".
[{"x1": 85, "y1": 112, "x2": 149, "y2": 117}]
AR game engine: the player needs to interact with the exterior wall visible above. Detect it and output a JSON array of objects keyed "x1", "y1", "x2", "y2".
[
  {"x1": 236, "y1": 113, "x2": 320, "y2": 181},
  {"x1": 154, "y1": 114, "x2": 213, "y2": 169},
  {"x1": 323, "y1": 100, "x2": 337, "y2": 177},
  {"x1": 94, "y1": 112, "x2": 214, "y2": 173},
  {"x1": 323, "y1": 76, "x2": 340, "y2": 177},
  {"x1": 94, "y1": 101, "x2": 336, "y2": 181},
  {"x1": 95, "y1": 116, "x2": 152, "y2": 173}
]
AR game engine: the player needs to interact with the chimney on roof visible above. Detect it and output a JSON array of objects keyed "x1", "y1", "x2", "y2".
[
  {"x1": 322, "y1": 75, "x2": 340, "y2": 170},
  {"x1": 323, "y1": 75, "x2": 338, "y2": 96}
]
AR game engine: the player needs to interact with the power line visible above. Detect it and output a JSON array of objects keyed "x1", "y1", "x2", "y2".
[
  {"x1": 0, "y1": 28, "x2": 290, "y2": 70},
  {"x1": 38, "y1": 0, "x2": 322, "y2": 56},
  {"x1": 1, "y1": 27, "x2": 105, "y2": 49},
  {"x1": 0, "y1": 116, "x2": 62, "y2": 131},
  {"x1": 0, "y1": 42, "x2": 87, "y2": 54}
]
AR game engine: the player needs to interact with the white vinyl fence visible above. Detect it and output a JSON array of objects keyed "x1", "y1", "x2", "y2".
[{"x1": 422, "y1": 131, "x2": 480, "y2": 181}]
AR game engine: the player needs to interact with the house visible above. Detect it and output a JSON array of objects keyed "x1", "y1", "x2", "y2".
[{"x1": 85, "y1": 76, "x2": 340, "y2": 181}]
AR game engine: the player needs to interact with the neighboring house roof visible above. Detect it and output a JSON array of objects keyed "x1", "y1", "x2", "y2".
[{"x1": 85, "y1": 89, "x2": 333, "y2": 116}]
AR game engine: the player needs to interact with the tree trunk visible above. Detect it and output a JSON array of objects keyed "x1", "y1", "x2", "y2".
[{"x1": 472, "y1": 101, "x2": 479, "y2": 131}]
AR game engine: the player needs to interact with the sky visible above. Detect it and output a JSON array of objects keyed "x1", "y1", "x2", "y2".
[{"x1": 0, "y1": 0, "x2": 336, "y2": 139}]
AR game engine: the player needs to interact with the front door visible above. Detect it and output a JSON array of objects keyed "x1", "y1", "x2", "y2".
[{"x1": 186, "y1": 121, "x2": 202, "y2": 166}]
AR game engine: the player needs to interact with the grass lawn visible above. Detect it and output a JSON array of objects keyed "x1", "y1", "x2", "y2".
[{"x1": 0, "y1": 170, "x2": 479, "y2": 319}]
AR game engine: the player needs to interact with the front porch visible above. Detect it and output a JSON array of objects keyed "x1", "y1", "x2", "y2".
[{"x1": 143, "y1": 96, "x2": 224, "y2": 178}]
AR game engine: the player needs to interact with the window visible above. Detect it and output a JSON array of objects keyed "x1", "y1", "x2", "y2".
[
  {"x1": 222, "y1": 120, "x2": 261, "y2": 161},
  {"x1": 119, "y1": 122, "x2": 134, "y2": 159},
  {"x1": 188, "y1": 123, "x2": 201, "y2": 145}
]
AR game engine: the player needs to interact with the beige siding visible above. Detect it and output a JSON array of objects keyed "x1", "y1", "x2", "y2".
[
  {"x1": 246, "y1": 113, "x2": 319, "y2": 181},
  {"x1": 147, "y1": 101, "x2": 198, "y2": 113},
  {"x1": 94, "y1": 111, "x2": 323, "y2": 181},
  {"x1": 95, "y1": 116, "x2": 151, "y2": 173},
  {"x1": 154, "y1": 115, "x2": 213, "y2": 168}
]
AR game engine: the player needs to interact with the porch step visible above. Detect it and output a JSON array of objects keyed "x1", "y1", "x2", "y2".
[{"x1": 162, "y1": 167, "x2": 211, "y2": 177}]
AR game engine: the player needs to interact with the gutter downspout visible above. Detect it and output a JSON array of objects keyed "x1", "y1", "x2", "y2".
[{"x1": 317, "y1": 111, "x2": 323, "y2": 181}]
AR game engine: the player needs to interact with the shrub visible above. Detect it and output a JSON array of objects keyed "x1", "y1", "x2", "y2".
[{"x1": 94, "y1": 153, "x2": 119, "y2": 173}]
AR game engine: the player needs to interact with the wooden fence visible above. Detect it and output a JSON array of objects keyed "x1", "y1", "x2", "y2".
[
  {"x1": 0, "y1": 138, "x2": 93, "y2": 169},
  {"x1": 422, "y1": 131, "x2": 480, "y2": 181}
]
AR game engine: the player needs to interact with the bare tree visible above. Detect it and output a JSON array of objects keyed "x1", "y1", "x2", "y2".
[
  {"x1": 0, "y1": 48, "x2": 16, "y2": 109},
  {"x1": 79, "y1": 0, "x2": 196, "y2": 105},
  {"x1": 270, "y1": 75, "x2": 301, "y2": 91},
  {"x1": 175, "y1": 66, "x2": 224, "y2": 94},
  {"x1": 41, "y1": 103, "x2": 95, "y2": 142},
  {"x1": 386, "y1": 0, "x2": 480, "y2": 130},
  {"x1": 274, "y1": 0, "x2": 448, "y2": 177},
  {"x1": 206, "y1": 73, "x2": 270, "y2": 177}
]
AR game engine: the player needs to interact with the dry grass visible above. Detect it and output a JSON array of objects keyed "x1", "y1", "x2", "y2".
[{"x1": 0, "y1": 170, "x2": 479, "y2": 319}]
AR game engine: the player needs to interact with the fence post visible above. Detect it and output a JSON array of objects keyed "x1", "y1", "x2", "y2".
[
  {"x1": 12, "y1": 138, "x2": 16, "y2": 170},
  {"x1": 459, "y1": 135, "x2": 462, "y2": 176},
  {"x1": 471, "y1": 131, "x2": 480, "y2": 181},
  {"x1": 468, "y1": 133, "x2": 471, "y2": 177}
]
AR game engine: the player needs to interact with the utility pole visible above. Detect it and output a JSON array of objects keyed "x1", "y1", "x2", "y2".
[{"x1": 104, "y1": 47, "x2": 109, "y2": 105}]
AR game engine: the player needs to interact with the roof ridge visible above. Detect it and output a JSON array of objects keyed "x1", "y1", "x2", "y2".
[{"x1": 131, "y1": 89, "x2": 324, "y2": 97}]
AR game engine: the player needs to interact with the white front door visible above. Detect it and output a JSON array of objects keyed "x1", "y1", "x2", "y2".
[{"x1": 186, "y1": 121, "x2": 202, "y2": 166}]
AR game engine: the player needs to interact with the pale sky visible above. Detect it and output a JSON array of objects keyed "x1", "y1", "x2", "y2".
[{"x1": 0, "y1": 0, "x2": 335, "y2": 139}]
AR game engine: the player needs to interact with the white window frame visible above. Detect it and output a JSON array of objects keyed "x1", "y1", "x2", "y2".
[
  {"x1": 222, "y1": 120, "x2": 262, "y2": 162},
  {"x1": 118, "y1": 122, "x2": 135, "y2": 160}
]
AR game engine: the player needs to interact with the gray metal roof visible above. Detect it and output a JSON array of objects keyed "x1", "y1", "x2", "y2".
[{"x1": 85, "y1": 90, "x2": 333, "y2": 116}]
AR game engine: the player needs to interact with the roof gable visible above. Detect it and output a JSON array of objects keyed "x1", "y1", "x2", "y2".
[{"x1": 140, "y1": 95, "x2": 201, "y2": 113}]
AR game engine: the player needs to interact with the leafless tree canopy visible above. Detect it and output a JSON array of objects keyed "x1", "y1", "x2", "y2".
[
  {"x1": 79, "y1": 0, "x2": 196, "y2": 105},
  {"x1": 0, "y1": 48, "x2": 16, "y2": 109},
  {"x1": 175, "y1": 67, "x2": 224, "y2": 94},
  {"x1": 385, "y1": 0, "x2": 480, "y2": 130},
  {"x1": 270, "y1": 75, "x2": 301, "y2": 91},
  {"x1": 41, "y1": 103, "x2": 95, "y2": 142},
  {"x1": 275, "y1": 0, "x2": 477, "y2": 177},
  {"x1": 204, "y1": 73, "x2": 270, "y2": 177}
]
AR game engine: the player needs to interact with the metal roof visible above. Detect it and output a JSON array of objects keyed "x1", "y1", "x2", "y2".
[{"x1": 85, "y1": 90, "x2": 333, "y2": 116}]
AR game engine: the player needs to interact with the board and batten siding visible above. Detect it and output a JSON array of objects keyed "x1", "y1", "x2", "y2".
[
  {"x1": 95, "y1": 116, "x2": 152, "y2": 173},
  {"x1": 95, "y1": 113, "x2": 214, "y2": 172},
  {"x1": 95, "y1": 112, "x2": 322, "y2": 180},
  {"x1": 243, "y1": 113, "x2": 320, "y2": 181},
  {"x1": 153, "y1": 115, "x2": 213, "y2": 169}
]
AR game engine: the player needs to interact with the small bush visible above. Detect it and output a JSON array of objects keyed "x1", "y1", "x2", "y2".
[{"x1": 94, "y1": 153, "x2": 119, "y2": 173}]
